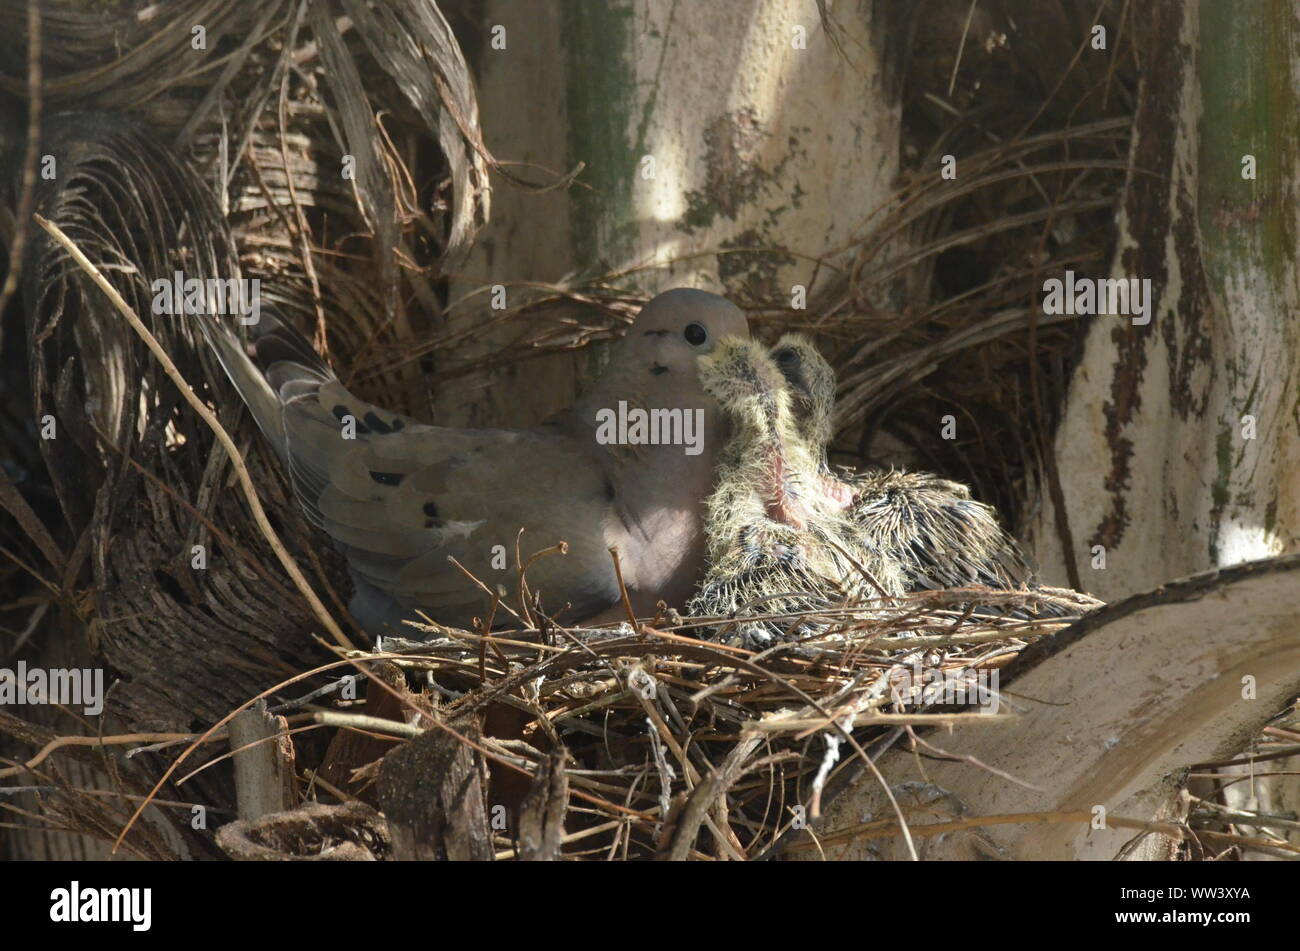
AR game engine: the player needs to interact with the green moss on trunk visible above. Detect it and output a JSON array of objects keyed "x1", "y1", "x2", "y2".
[
  {"x1": 1197, "y1": 1, "x2": 1296, "y2": 302},
  {"x1": 561, "y1": 0, "x2": 639, "y2": 270},
  {"x1": 1197, "y1": 1, "x2": 1297, "y2": 560}
]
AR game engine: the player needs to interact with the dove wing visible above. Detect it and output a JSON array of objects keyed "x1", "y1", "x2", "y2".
[{"x1": 281, "y1": 380, "x2": 622, "y2": 629}]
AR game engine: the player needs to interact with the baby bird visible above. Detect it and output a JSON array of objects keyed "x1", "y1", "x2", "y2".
[
  {"x1": 844, "y1": 469, "x2": 1039, "y2": 593},
  {"x1": 688, "y1": 338, "x2": 903, "y2": 648},
  {"x1": 768, "y1": 333, "x2": 1043, "y2": 599}
]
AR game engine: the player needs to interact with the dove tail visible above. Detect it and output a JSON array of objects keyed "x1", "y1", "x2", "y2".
[{"x1": 196, "y1": 307, "x2": 334, "y2": 460}]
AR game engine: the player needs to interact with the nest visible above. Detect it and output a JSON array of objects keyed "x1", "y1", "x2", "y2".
[
  {"x1": 373, "y1": 587, "x2": 1101, "y2": 859},
  {"x1": 173, "y1": 582, "x2": 1097, "y2": 861}
]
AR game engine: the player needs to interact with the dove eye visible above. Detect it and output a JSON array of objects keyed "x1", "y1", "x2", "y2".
[
  {"x1": 774, "y1": 348, "x2": 800, "y2": 372},
  {"x1": 683, "y1": 322, "x2": 708, "y2": 346}
]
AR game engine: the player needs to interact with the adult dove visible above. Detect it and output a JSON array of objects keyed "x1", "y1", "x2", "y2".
[{"x1": 200, "y1": 289, "x2": 749, "y2": 634}]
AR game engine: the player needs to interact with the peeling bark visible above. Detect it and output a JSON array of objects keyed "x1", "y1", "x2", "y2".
[
  {"x1": 377, "y1": 715, "x2": 493, "y2": 861},
  {"x1": 1030, "y1": 0, "x2": 1300, "y2": 600}
]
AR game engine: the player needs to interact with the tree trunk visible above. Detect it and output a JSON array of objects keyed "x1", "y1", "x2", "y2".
[
  {"x1": 1028, "y1": 0, "x2": 1300, "y2": 600},
  {"x1": 437, "y1": 0, "x2": 901, "y2": 426}
]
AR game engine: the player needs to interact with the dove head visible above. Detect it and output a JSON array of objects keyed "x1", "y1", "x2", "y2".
[
  {"x1": 768, "y1": 333, "x2": 858, "y2": 512},
  {"x1": 770, "y1": 333, "x2": 837, "y2": 454},
  {"x1": 696, "y1": 337, "x2": 801, "y2": 447},
  {"x1": 604, "y1": 287, "x2": 748, "y2": 384},
  {"x1": 581, "y1": 288, "x2": 750, "y2": 433}
]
